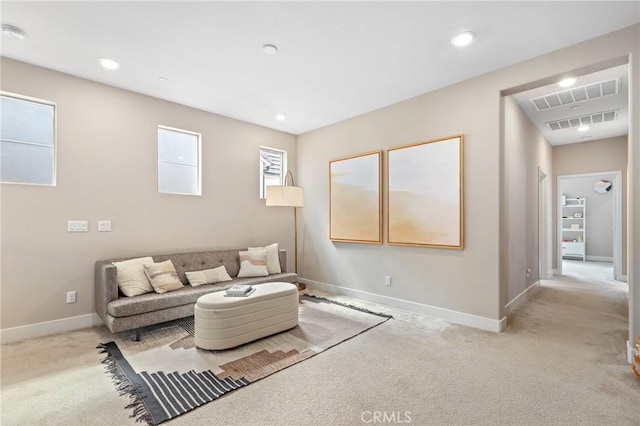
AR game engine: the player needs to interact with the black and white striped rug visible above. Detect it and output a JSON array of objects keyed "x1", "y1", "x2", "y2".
[{"x1": 98, "y1": 295, "x2": 392, "y2": 425}]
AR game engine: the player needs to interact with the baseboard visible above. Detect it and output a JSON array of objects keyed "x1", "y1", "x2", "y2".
[
  {"x1": 586, "y1": 255, "x2": 614, "y2": 262},
  {"x1": 505, "y1": 281, "x2": 540, "y2": 316},
  {"x1": 628, "y1": 340, "x2": 636, "y2": 364},
  {"x1": 1, "y1": 313, "x2": 102, "y2": 345},
  {"x1": 299, "y1": 278, "x2": 506, "y2": 333}
]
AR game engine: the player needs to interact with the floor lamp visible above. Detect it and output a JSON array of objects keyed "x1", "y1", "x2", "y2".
[{"x1": 265, "y1": 171, "x2": 304, "y2": 287}]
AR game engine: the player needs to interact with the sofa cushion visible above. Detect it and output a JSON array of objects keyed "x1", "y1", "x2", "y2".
[
  {"x1": 185, "y1": 265, "x2": 232, "y2": 286},
  {"x1": 106, "y1": 273, "x2": 298, "y2": 318},
  {"x1": 113, "y1": 257, "x2": 154, "y2": 297},
  {"x1": 237, "y1": 250, "x2": 269, "y2": 277},
  {"x1": 153, "y1": 250, "x2": 241, "y2": 283},
  {"x1": 249, "y1": 243, "x2": 281, "y2": 274},
  {"x1": 143, "y1": 260, "x2": 184, "y2": 293}
]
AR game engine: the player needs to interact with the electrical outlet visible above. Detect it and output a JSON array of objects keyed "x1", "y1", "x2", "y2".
[
  {"x1": 526, "y1": 268, "x2": 531, "y2": 278},
  {"x1": 66, "y1": 291, "x2": 77, "y2": 304},
  {"x1": 385, "y1": 276, "x2": 392, "y2": 286},
  {"x1": 98, "y1": 220, "x2": 112, "y2": 232}
]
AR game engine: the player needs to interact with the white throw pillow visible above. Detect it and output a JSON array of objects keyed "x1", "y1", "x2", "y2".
[
  {"x1": 248, "y1": 243, "x2": 281, "y2": 274},
  {"x1": 237, "y1": 250, "x2": 269, "y2": 278},
  {"x1": 143, "y1": 260, "x2": 184, "y2": 294},
  {"x1": 185, "y1": 265, "x2": 233, "y2": 287},
  {"x1": 113, "y1": 257, "x2": 154, "y2": 297}
]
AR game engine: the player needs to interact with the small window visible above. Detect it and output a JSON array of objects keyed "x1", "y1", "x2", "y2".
[
  {"x1": 260, "y1": 147, "x2": 287, "y2": 198},
  {"x1": 1, "y1": 93, "x2": 56, "y2": 185},
  {"x1": 158, "y1": 126, "x2": 201, "y2": 195}
]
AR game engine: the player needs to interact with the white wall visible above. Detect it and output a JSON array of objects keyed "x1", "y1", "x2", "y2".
[
  {"x1": 297, "y1": 25, "x2": 639, "y2": 328},
  {"x1": 553, "y1": 136, "x2": 628, "y2": 270},
  {"x1": 503, "y1": 96, "x2": 552, "y2": 303},
  {"x1": 562, "y1": 174, "x2": 617, "y2": 260},
  {"x1": 0, "y1": 58, "x2": 297, "y2": 332}
]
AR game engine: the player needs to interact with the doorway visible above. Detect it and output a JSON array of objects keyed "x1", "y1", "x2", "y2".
[{"x1": 556, "y1": 171, "x2": 623, "y2": 280}]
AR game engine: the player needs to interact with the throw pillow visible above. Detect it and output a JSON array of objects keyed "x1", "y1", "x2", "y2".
[
  {"x1": 248, "y1": 243, "x2": 281, "y2": 274},
  {"x1": 113, "y1": 257, "x2": 154, "y2": 297},
  {"x1": 143, "y1": 260, "x2": 184, "y2": 294},
  {"x1": 237, "y1": 250, "x2": 269, "y2": 278},
  {"x1": 185, "y1": 265, "x2": 233, "y2": 287}
]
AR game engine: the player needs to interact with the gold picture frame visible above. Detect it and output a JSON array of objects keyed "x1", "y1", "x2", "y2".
[
  {"x1": 329, "y1": 151, "x2": 383, "y2": 244},
  {"x1": 387, "y1": 135, "x2": 464, "y2": 249}
]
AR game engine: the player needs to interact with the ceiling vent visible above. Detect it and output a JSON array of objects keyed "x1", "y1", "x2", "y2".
[
  {"x1": 546, "y1": 110, "x2": 618, "y2": 131},
  {"x1": 531, "y1": 78, "x2": 620, "y2": 111}
]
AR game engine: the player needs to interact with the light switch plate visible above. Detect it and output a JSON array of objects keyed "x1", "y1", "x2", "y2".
[
  {"x1": 98, "y1": 220, "x2": 112, "y2": 232},
  {"x1": 68, "y1": 220, "x2": 88, "y2": 232}
]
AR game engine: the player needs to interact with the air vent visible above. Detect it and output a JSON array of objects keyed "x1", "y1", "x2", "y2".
[
  {"x1": 530, "y1": 78, "x2": 620, "y2": 111},
  {"x1": 546, "y1": 110, "x2": 618, "y2": 131}
]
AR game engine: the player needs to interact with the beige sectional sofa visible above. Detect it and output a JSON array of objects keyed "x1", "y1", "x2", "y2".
[{"x1": 95, "y1": 248, "x2": 297, "y2": 337}]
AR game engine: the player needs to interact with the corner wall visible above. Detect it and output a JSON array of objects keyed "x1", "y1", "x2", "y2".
[
  {"x1": 503, "y1": 95, "x2": 552, "y2": 303},
  {"x1": 297, "y1": 25, "x2": 639, "y2": 329},
  {"x1": 0, "y1": 58, "x2": 297, "y2": 334}
]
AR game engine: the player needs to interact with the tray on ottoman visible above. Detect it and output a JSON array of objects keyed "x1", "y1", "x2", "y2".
[{"x1": 194, "y1": 282, "x2": 299, "y2": 350}]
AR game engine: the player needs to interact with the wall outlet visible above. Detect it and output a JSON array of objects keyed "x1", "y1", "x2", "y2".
[
  {"x1": 385, "y1": 276, "x2": 392, "y2": 286},
  {"x1": 98, "y1": 220, "x2": 112, "y2": 232},
  {"x1": 66, "y1": 291, "x2": 77, "y2": 304},
  {"x1": 67, "y1": 220, "x2": 88, "y2": 232},
  {"x1": 526, "y1": 268, "x2": 531, "y2": 279}
]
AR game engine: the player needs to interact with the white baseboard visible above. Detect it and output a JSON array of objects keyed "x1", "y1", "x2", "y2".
[
  {"x1": 505, "y1": 281, "x2": 540, "y2": 316},
  {"x1": 299, "y1": 278, "x2": 506, "y2": 333},
  {"x1": 586, "y1": 255, "x2": 614, "y2": 262},
  {"x1": 628, "y1": 340, "x2": 636, "y2": 364},
  {"x1": 1, "y1": 313, "x2": 102, "y2": 345}
]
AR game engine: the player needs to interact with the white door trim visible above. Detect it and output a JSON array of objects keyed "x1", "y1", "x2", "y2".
[{"x1": 556, "y1": 171, "x2": 623, "y2": 278}]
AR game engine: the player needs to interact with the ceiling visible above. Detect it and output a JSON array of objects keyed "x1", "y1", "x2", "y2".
[
  {"x1": 512, "y1": 65, "x2": 629, "y2": 146},
  {"x1": 1, "y1": 1, "x2": 639, "y2": 135}
]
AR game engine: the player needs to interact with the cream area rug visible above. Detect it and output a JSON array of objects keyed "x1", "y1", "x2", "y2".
[{"x1": 97, "y1": 295, "x2": 392, "y2": 425}]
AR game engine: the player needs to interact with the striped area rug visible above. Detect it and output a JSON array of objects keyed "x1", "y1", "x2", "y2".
[{"x1": 98, "y1": 295, "x2": 392, "y2": 425}]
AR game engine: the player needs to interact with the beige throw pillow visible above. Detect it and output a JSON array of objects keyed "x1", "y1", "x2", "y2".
[
  {"x1": 248, "y1": 243, "x2": 281, "y2": 274},
  {"x1": 113, "y1": 257, "x2": 154, "y2": 297},
  {"x1": 185, "y1": 265, "x2": 232, "y2": 287},
  {"x1": 237, "y1": 250, "x2": 269, "y2": 277},
  {"x1": 143, "y1": 260, "x2": 184, "y2": 294}
]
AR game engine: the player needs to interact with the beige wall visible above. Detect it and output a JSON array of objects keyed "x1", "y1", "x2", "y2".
[
  {"x1": 503, "y1": 96, "x2": 552, "y2": 303},
  {"x1": 297, "y1": 25, "x2": 639, "y2": 324},
  {"x1": 552, "y1": 136, "x2": 628, "y2": 272},
  {"x1": 0, "y1": 58, "x2": 296, "y2": 330}
]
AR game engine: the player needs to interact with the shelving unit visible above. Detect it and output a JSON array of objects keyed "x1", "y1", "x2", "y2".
[{"x1": 561, "y1": 197, "x2": 586, "y2": 261}]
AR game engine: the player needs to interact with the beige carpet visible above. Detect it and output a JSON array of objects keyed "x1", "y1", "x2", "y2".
[{"x1": 2, "y1": 261, "x2": 639, "y2": 425}]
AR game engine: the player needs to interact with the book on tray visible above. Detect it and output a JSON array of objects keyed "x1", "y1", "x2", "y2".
[{"x1": 225, "y1": 284, "x2": 254, "y2": 297}]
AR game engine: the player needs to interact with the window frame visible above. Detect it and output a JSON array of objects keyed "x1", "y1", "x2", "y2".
[
  {"x1": 260, "y1": 146, "x2": 287, "y2": 199},
  {"x1": 157, "y1": 124, "x2": 202, "y2": 196},
  {"x1": 0, "y1": 91, "x2": 57, "y2": 186}
]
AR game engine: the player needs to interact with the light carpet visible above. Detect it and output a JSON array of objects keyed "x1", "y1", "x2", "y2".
[{"x1": 1, "y1": 261, "x2": 639, "y2": 425}]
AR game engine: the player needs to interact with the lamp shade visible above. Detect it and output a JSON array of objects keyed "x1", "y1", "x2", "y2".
[{"x1": 266, "y1": 185, "x2": 304, "y2": 207}]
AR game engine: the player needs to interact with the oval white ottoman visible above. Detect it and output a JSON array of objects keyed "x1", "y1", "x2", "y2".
[{"x1": 194, "y1": 282, "x2": 299, "y2": 350}]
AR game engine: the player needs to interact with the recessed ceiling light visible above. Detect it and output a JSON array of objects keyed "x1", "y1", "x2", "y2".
[
  {"x1": 2, "y1": 24, "x2": 26, "y2": 40},
  {"x1": 558, "y1": 78, "x2": 577, "y2": 88},
  {"x1": 578, "y1": 125, "x2": 590, "y2": 132},
  {"x1": 275, "y1": 114, "x2": 286, "y2": 121},
  {"x1": 451, "y1": 31, "x2": 475, "y2": 47},
  {"x1": 158, "y1": 77, "x2": 168, "y2": 83},
  {"x1": 98, "y1": 57, "x2": 120, "y2": 70},
  {"x1": 262, "y1": 44, "x2": 278, "y2": 55}
]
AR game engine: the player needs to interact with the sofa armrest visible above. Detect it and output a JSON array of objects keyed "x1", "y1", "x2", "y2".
[
  {"x1": 278, "y1": 249, "x2": 288, "y2": 273},
  {"x1": 95, "y1": 261, "x2": 119, "y2": 324}
]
